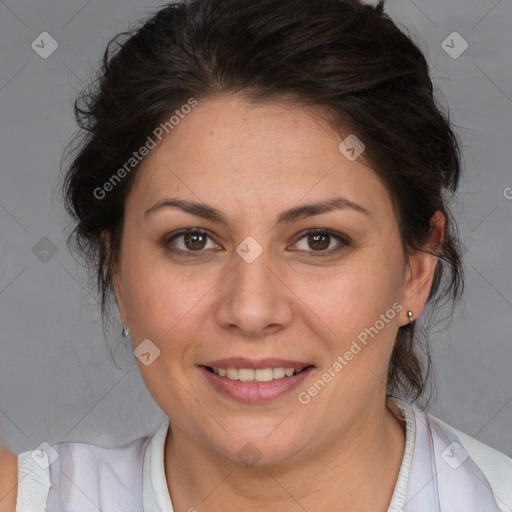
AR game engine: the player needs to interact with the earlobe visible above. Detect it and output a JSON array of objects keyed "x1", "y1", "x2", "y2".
[{"x1": 400, "y1": 210, "x2": 445, "y2": 325}]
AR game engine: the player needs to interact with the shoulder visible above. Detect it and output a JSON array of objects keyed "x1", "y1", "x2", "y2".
[
  {"x1": 430, "y1": 415, "x2": 512, "y2": 509},
  {"x1": 451, "y1": 425, "x2": 512, "y2": 505},
  {"x1": 15, "y1": 433, "x2": 152, "y2": 512},
  {"x1": 0, "y1": 447, "x2": 18, "y2": 512},
  {"x1": 391, "y1": 397, "x2": 512, "y2": 511}
]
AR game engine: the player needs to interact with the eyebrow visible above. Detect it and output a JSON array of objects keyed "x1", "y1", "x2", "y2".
[{"x1": 144, "y1": 197, "x2": 370, "y2": 225}]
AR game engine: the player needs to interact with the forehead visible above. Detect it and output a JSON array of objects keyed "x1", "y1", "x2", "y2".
[{"x1": 129, "y1": 95, "x2": 391, "y2": 218}]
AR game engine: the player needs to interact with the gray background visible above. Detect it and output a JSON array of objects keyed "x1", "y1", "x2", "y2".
[{"x1": 0, "y1": 0, "x2": 511, "y2": 457}]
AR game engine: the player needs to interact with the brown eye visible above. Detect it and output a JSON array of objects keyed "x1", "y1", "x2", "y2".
[
  {"x1": 183, "y1": 231, "x2": 208, "y2": 250},
  {"x1": 292, "y1": 229, "x2": 348, "y2": 255},
  {"x1": 308, "y1": 232, "x2": 330, "y2": 251},
  {"x1": 165, "y1": 229, "x2": 219, "y2": 255}
]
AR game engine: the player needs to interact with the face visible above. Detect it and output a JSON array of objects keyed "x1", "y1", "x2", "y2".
[{"x1": 112, "y1": 95, "x2": 437, "y2": 465}]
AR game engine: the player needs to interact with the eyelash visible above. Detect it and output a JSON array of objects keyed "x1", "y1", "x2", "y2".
[{"x1": 163, "y1": 228, "x2": 350, "y2": 257}]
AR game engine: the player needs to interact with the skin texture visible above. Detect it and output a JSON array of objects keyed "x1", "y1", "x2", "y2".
[
  {"x1": 0, "y1": 448, "x2": 17, "y2": 512},
  {"x1": 112, "y1": 95, "x2": 443, "y2": 511}
]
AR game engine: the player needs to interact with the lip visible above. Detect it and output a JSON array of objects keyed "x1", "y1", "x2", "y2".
[
  {"x1": 201, "y1": 357, "x2": 312, "y2": 370},
  {"x1": 199, "y1": 364, "x2": 315, "y2": 403}
]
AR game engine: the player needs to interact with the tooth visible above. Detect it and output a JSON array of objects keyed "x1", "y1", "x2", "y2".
[
  {"x1": 238, "y1": 368, "x2": 255, "y2": 382},
  {"x1": 213, "y1": 366, "x2": 304, "y2": 381},
  {"x1": 254, "y1": 368, "x2": 274, "y2": 382},
  {"x1": 272, "y1": 367, "x2": 285, "y2": 379},
  {"x1": 226, "y1": 367, "x2": 238, "y2": 380}
]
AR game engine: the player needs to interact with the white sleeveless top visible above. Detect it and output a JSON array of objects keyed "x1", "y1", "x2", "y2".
[{"x1": 16, "y1": 396, "x2": 512, "y2": 511}]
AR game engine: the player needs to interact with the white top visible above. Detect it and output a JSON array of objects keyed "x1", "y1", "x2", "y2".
[{"x1": 16, "y1": 396, "x2": 512, "y2": 511}]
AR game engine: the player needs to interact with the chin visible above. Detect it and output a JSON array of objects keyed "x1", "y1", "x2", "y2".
[{"x1": 209, "y1": 425, "x2": 309, "y2": 467}]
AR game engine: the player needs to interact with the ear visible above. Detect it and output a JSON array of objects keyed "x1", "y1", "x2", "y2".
[
  {"x1": 399, "y1": 210, "x2": 445, "y2": 326},
  {"x1": 101, "y1": 230, "x2": 128, "y2": 324}
]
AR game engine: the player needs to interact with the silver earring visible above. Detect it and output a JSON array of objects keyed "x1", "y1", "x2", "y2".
[
  {"x1": 407, "y1": 311, "x2": 414, "y2": 325},
  {"x1": 122, "y1": 324, "x2": 130, "y2": 337}
]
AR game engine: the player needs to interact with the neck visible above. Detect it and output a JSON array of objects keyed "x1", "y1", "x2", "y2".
[{"x1": 164, "y1": 396, "x2": 406, "y2": 512}]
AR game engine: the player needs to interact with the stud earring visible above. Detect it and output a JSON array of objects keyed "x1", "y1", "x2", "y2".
[
  {"x1": 122, "y1": 324, "x2": 130, "y2": 337},
  {"x1": 407, "y1": 311, "x2": 414, "y2": 325}
]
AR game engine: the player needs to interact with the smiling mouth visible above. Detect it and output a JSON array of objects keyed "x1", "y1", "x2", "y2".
[{"x1": 202, "y1": 365, "x2": 313, "y2": 383}]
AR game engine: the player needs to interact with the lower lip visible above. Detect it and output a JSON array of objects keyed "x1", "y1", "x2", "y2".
[{"x1": 199, "y1": 366, "x2": 314, "y2": 403}]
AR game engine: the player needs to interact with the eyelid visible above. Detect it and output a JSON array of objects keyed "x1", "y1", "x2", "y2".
[
  {"x1": 163, "y1": 228, "x2": 350, "y2": 256},
  {"x1": 163, "y1": 228, "x2": 219, "y2": 254},
  {"x1": 290, "y1": 229, "x2": 350, "y2": 255}
]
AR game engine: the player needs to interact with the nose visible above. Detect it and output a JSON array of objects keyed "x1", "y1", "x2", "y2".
[{"x1": 213, "y1": 247, "x2": 294, "y2": 339}]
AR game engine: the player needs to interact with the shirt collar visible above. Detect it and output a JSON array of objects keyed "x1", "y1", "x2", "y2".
[
  {"x1": 142, "y1": 416, "x2": 173, "y2": 511},
  {"x1": 142, "y1": 399, "x2": 416, "y2": 512}
]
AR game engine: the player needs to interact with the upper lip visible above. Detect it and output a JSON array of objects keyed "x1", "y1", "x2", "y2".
[{"x1": 201, "y1": 358, "x2": 313, "y2": 370}]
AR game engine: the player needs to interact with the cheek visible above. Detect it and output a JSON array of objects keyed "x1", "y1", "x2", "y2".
[
  {"x1": 291, "y1": 252, "x2": 403, "y2": 341},
  {"x1": 119, "y1": 255, "x2": 213, "y2": 414},
  {"x1": 120, "y1": 246, "x2": 220, "y2": 349}
]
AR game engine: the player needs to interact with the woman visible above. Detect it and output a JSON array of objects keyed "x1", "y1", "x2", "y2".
[{"x1": 2, "y1": 0, "x2": 511, "y2": 510}]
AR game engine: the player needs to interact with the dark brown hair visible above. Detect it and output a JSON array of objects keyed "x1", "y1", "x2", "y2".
[{"x1": 63, "y1": 0, "x2": 464, "y2": 407}]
